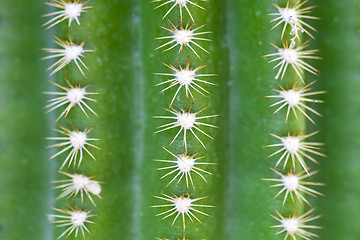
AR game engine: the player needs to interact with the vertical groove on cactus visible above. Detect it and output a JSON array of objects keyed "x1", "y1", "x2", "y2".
[
  {"x1": 219, "y1": 0, "x2": 283, "y2": 239},
  {"x1": 131, "y1": 1, "x2": 144, "y2": 239}
]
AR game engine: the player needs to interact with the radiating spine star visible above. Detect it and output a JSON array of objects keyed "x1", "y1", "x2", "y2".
[
  {"x1": 270, "y1": 0, "x2": 318, "y2": 47},
  {"x1": 153, "y1": 0, "x2": 207, "y2": 23},
  {"x1": 45, "y1": 78, "x2": 99, "y2": 122},
  {"x1": 155, "y1": 57, "x2": 216, "y2": 105},
  {"x1": 267, "y1": 81, "x2": 325, "y2": 124},
  {"x1": 152, "y1": 193, "x2": 213, "y2": 231},
  {"x1": 154, "y1": 146, "x2": 215, "y2": 189},
  {"x1": 264, "y1": 41, "x2": 320, "y2": 81},
  {"x1": 43, "y1": 0, "x2": 93, "y2": 30},
  {"x1": 53, "y1": 171, "x2": 102, "y2": 206},
  {"x1": 154, "y1": 104, "x2": 218, "y2": 150},
  {"x1": 271, "y1": 208, "x2": 321, "y2": 240},
  {"x1": 266, "y1": 131, "x2": 325, "y2": 174},
  {"x1": 49, "y1": 203, "x2": 96, "y2": 240},
  {"x1": 47, "y1": 125, "x2": 100, "y2": 170},
  {"x1": 262, "y1": 168, "x2": 324, "y2": 206},
  {"x1": 156, "y1": 20, "x2": 211, "y2": 59},
  {"x1": 43, "y1": 34, "x2": 95, "y2": 77}
]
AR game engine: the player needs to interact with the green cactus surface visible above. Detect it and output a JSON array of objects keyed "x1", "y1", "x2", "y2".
[{"x1": 0, "y1": 0, "x2": 359, "y2": 240}]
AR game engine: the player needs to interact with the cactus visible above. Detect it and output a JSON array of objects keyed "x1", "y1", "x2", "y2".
[{"x1": 0, "y1": 0, "x2": 359, "y2": 240}]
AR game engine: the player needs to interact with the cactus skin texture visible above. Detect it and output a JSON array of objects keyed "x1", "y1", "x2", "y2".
[
  {"x1": 0, "y1": 0, "x2": 359, "y2": 240},
  {"x1": 315, "y1": 0, "x2": 360, "y2": 239},
  {"x1": 0, "y1": 1, "x2": 52, "y2": 240}
]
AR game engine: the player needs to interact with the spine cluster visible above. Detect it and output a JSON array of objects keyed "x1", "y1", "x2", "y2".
[
  {"x1": 152, "y1": 1, "x2": 217, "y2": 239},
  {"x1": 264, "y1": 1, "x2": 324, "y2": 239},
  {"x1": 42, "y1": 1, "x2": 100, "y2": 239}
]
